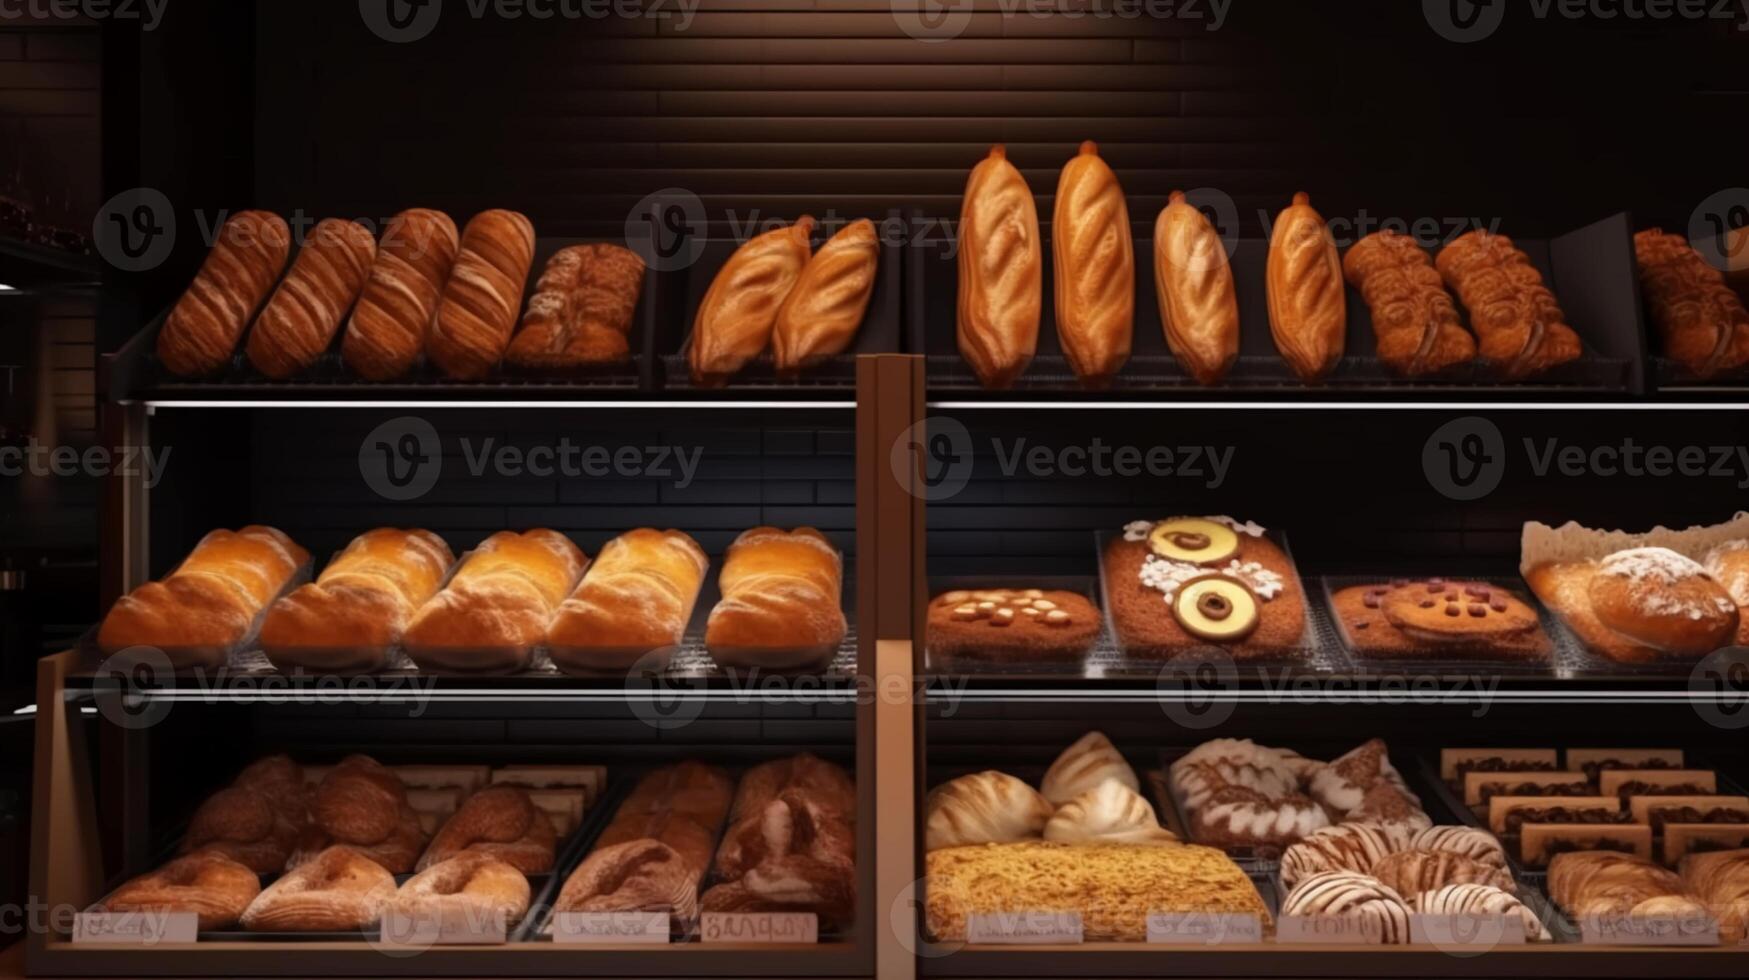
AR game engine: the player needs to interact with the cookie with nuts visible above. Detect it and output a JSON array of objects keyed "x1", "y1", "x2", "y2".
[
  {"x1": 1332, "y1": 579, "x2": 1551, "y2": 660},
  {"x1": 926, "y1": 588, "x2": 1100, "y2": 661}
]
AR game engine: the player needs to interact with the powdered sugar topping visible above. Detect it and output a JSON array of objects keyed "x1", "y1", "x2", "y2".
[{"x1": 1599, "y1": 547, "x2": 1707, "y2": 586}]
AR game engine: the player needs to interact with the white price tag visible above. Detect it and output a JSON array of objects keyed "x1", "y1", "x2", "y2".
[
  {"x1": 1579, "y1": 914, "x2": 1720, "y2": 946},
  {"x1": 1277, "y1": 914, "x2": 1381, "y2": 945},
  {"x1": 1410, "y1": 913, "x2": 1528, "y2": 948},
  {"x1": 550, "y1": 912, "x2": 671, "y2": 944},
  {"x1": 964, "y1": 911, "x2": 1084, "y2": 945},
  {"x1": 378, "y1": 908, "x2": 507, "y2": 946},
  {"x1": 1146, "y1": 913, "x2": 1263, "y2": 945},
  {"x1": 72, "y1": 910, "x2": 198, "y2": 945},
  {"x1": 699, "y1": 912, "x2": 818, "y2": 945}
]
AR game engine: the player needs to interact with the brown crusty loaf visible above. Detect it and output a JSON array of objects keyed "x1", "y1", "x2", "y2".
[
  {"x1": 558, "y1": 762, "x2": 733, "y2": 920},
  {"x1": 1343, "y1": 230, "x2": 1476, "y2": 377},
  {"x1": 158, "y1": 210, "x2": 292, "y2": 377},
  {"x1": 99, "y1": 852, "x2": 263, "y2": 932},
  {"x1": 258, "y1": 528, "x2": 455, "y2": 674},
  {"x1": 1154, "y1": 191, "x2": 1240, "y2": 385},
  {"x1": 546, "y1": 528, "x2": 709, "y2": 673},
  {"x1": 341, "y1": 208, "x2": 460, "y2": 380},
  {"x1": 958, "y1": 145, "x2": 1042, "y2": 389},
  {"x1": 1052, "y1": 141, "x2": 1133, "y2": 387},
  {"x1": 242, "y1": 844, "x2": 397, "y2": 932},
  {"x1": 704, "y1": 527, "x2": 847, "y2": 670},
  {"x1": 1267, "y1": 193, "x2": 1346, "y2": 381},
  {"x1": 1634, "y1": 228, "x2": 1749, "y2": 380},
  {"x1": 689, "y1": 218, "x2": 814, "y2": 386},
  {"x1": 417, "y1": 785, "x2": 556, "y2": 874},
  {"x1": 713, "y1": 754, "x2": 854, "y2": 879},
  {"x1": 180, "y1": 755, "x2": 310, "y2": 873},
  {"x1": 506, "y1": 242, "x2": 646, "y2": 370},
  {"x1": 1436, "y1": 230, "x2": 1583, "y2": 378},
  {"x1": 290, "y1": 756, "x2": 428, "y2": 875},
  {"x1": 244, "y1": 218, "x2": 378, "y2": 378},
  {"x1": 97, "y1": 526, "x2": 310, "y2": 668},
  {"x1": 701, "y1": 754, "x2": 856, "y2": 928},
  {"x1": 773, "y1": 218, "x2": 879, "y2": 375},
  {"x1": 427, "y1": 209, "x2": 537, "y2": 380},
  {"x1": 402, "y1": 530, "x2": 587, "y2": 673}
]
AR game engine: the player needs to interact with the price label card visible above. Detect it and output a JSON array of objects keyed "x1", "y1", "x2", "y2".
[
  {"x1": 1410, "y1": 913, "x2": 1527, "y2": 948},
  {"x1": 1146, "y1": 913, "x2": 1263, "y2": 945},
  {"x1": 699, "y1": 912, "x2": 818, "y2": 945},
  {"x1": 72, "y1": 910, "x2": 198, "y2": 945},
  {"x1": 550, "y1": 912, "x2": 671, "y2": 945},
  {"x1": 1276, "y1": 915, "x2": 1381, "y2": 945},
  {"x1": 964, "y1": 911, "x2": 1083, "y2": 945},
  {"x1": 1579, "y1": 914, "x2": 1720, "y2": 947},
  {"x1": 378, "y1": 908, "x2": 507, "y2": 946}
]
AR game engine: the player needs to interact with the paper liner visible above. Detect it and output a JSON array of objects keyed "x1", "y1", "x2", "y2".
[{"x1": 1519, "y1": 512, "x2": 1749, "y2": 576}]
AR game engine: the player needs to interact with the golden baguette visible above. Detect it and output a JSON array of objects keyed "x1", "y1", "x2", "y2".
[
  {"x1": 1153, "y1": 191, "x2": 1240, "y2": 385},
  {"x1": 1051, "y1": 140, "x2": 1133, "y2": 387},
  {"x1": 773, "y1": 218, "x2": 879, "y2": 374},
  {"x1": 957, "y1": 145, "x2": 1041, "y2": 389},
  {"x1": 1266, "y1": 192, "x2": 1345, "y2": 381},
  {"x1": 690, "y1": 218, "x2": 814, "y2": 386}
]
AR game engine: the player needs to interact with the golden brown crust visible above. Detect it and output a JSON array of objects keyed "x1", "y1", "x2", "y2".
[
  {"x1": 403, "y1": 529, "x2": 588, "y2": 673},
  {"x1": 957, "y1": 145, "x2": 1042, "y2": 389},
  {"x1": 702, "y1": 755, "x2": 856, "y2": 929},
  {"x1": 1526, "y1": 550, "x2": 1739, "y2": 663},
  {"x1": 506, "y1": 243, "x2": 646, "y2": 370},
  {"x1": 100, "y1": 852, "x2": 262, "y2": 931},
  {"x1": 389, "y1": 853, "x2": 530, "y2": 932},
  {"x1": 1153, "y1": 191, "x2": 1240, "y2": 385},
  {"x1": 704, "y1": 527, "x2": 846, "y2": 670},
  {"x1": 245, "y1": 219, "x2": 378, "y2": 379},
  {"x1": 1267, "y1": 193, "x2": 1346, "y2": 381},
  {"x1": 158, "y1": 211, "x2": 292, "y2": 377},
  {"x1": 1635, "y1": 228, "x2": 1749, "y2": 379},
  {"x1": 342, "y1": 209, "x2": 459, "y2": 380},
  {"x1": 1104, "y1": 520, "x2": 1306, "y2": 658},
  {"x1": 925, "y1": 588, "x2": 1099, "y2": 661},
  {"x1": 546, "y1": 528, "x2": 709, "y2": 673},
  {"x1": 418, "y1": 785, "x2": 556, "y2": 874},
  {"x1": 1052, "y1": 141, "x2": 1133, "y2": 387},
  {"x1": 559, "y1": 762, "x2": 733, "y2": 919},
  {"x1": 1343, "y1": 230, "x2": 1475, "y2": 376},
  {"x1": 773, "y1": 219, "x2": 879, "y2": 374},
  {"x1": 290, "y1": 756, "x2": 427, "y2": 875},
  {"x1": 690, "y1": 219, "x2": 814, "y2": 386},
  {"x1": 241, "y1": 845, "x2": 396, "y2": 932},
  {"x1": 1436, "y1": 230, "x2": 1583, "y2": 378},
  {"x1": 427, "y1": 209, "x2": 536, "y2": 380}
]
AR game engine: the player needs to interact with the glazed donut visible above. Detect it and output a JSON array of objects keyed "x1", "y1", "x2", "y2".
[
  {"x1": 290, "y1": 756, "x2": 427, "y2": 874},
  {"x1": 1414, "y1": 884, "x2": 1550, "y2": 941},
  {"x1": 240, "y1": 846, "x2": 395, "y2": 932},
  {"x1": 1586, "y1": 548, "x2": 1739, "y2": 656},
  {"x1": 99, "y1": 852, "x2": 262, "y2": 931},
  {"x1": 1279, "y1": 871, "x2": 1412, "y2": 944},
  {"x1": 1409, "y1": 825, "x2": 1507, "y2": 869},
  {"x1": 1371, "y1": 848, "x2": 1516, "y2": 899},
  {"x1": 1280, "y1": 824, "x2": 1398, "y2": 888},
  {"x1": 388, "y1": 853, "x2": 530, "y2": 933},
  {"x1": 180, "y1": 755, "x2": 308, "y2": 873},
  {"x1": 417, "y1": 785, "x2": 557, "y2": 874},
  {"x1": 1347, "y1": 783, "x2": 1432, "y2": 835}
]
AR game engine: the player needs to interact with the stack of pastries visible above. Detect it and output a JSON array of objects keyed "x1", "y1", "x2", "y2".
[{"x1": 155, "y1": 207, "x2": 649, "y2": 381}]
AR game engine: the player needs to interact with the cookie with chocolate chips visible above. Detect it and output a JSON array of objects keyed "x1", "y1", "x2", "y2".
[{"x1": 1332, "y1": 579, "x2": 1552, "y2": 661}]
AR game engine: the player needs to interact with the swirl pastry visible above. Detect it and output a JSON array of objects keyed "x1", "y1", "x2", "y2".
[
  {"x1": 1154, "y1": 191, "x2": 1239, "y2": 385},
  {"x1": 1414, "y1": 884, "x2": 1550, "y2": 941},
  {"x1": 689, "y1": 218, "x2": 814, "y2": 386},
  {"x1": 99, "y1": 852, "x2": 262, "y2": 931},
  {"x1": 1041, "y1": 730, "x2": 1137, "y2": 805},
  {"x1": 157, "y1": 210, "x2": 292, "y2": 377},
  {"x1": 241, "y1": 846, "x2": 396, "y2": 932},
  {"x1": 1634, "y1": 228, "x2": 1749, "y2": 379},
  {"x1": 427, "y1": 209, "x2": 537, "y2": 380},
  {"x1": 957, "y1": 145, "x2": 1042, "y2": 389},
  {"x1": 1051, "y1": 141, "x2": 1133, "y2": 387},
  {"x1": 1266, "y1": 193, "x2": 1346, "y2": 381},
  {"x1": 1343, "y1": 230, "x2": 1475, "y2": 376},
  {"x1": 1042, "y1": 779, "x2": 1177, "y2": 845},
  {"x1": 925, "y1": 771, "x2": 1053, "y2": 851},
  {"x1": 342, "y1": 208, "x2": 459, "y2": 380},
  {"x1": 1371, "y1": 848, "x2": 1516, "y2": 899},
  {"x1": 245, "y1": 218, "x2": 378, "y2": 379},
  {"x1": 1281, "y1": 824, "x2": 1400, "y2": 889},
  {"x1": 417, "y1": 785, "x2": 556, "y2": 874},
  {"x1": 1435, "y1": 230, "x2": 1583, "y2": 378},
  {"x1": 388, "y1": 853, "x2": 530, "y2": 934},
  {"x1": 773, "y1": 218, "x2": 879, "y2": 374},
  {"x1": 1279, "y1": 871, "x2": 1412, "y2": 944},
  {"x1": 1409, "y1": 825, "x2": 1508, "y2": 869}
]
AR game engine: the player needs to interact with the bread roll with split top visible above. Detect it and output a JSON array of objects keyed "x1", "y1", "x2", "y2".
[
  {"x1": 427, "y1": 210, "x2": 536, "y2": 379},
  {"x1": 157, "y1": 211, "x2": 292, "y2": 377},
  {"x1": 704, "y1": 527, "x2": 846, "y2": 670},
  {"x1": 403, "y1": 530, "x2": 587, "y2": 673},
  {"x1": 546, "y1": 528, "x2": 709, "y2": 673},
  {"x1": 342, "y1": 208, "x2": 460, "y2": 380},
  {"x1": 245, "y1": 218, "x2": 378, "y2": 378}
]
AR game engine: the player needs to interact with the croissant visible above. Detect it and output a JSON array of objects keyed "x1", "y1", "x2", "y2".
[
  {"x1": 1266, "y1": 193, "x2": 1345, "y2": 381},
  {"x1": 1633, "y1": 229, "x2": 1749, "y2": 379},
  {"x1": 1435, "y1": 230, "x2": 1583, "y2": 378},
  {"x1": 773, "y1": 218, "x2": 879, "y2": 374},
  {"x1": 1040, "y1": 730, "x2": 1137, "y2": 805},
  {"x1": 1343, "y1": 230, "x2": 1476, "y2": 376},
  {"x1": 690, "y1": 218, "x2": 814, "y2": 386},
  {"x1": 1052, "y1": 140, "x2": 1133, "y2": 387},
  {"x1": 924, "y1": 771, "x2": 1053, "y2": 850},
  {"x1": 1154, "y1": 191, "x2": 1239, "y2": 384},
  {"x1": 957, "y1": 145, "x2": 1042, "y2": 389},
  {"x1": 1042, "y1": 779, "x2": 1178, "y2": 844}
]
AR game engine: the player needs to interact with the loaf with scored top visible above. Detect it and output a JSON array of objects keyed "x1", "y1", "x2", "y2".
[
  {"x1": 1267, "y1": 193, "x2": 1346, "y2": 381},
  {"x1": 957, "y1": 145, "x2": 1041, "y2": 389},
  {"x1": 342, "y1": 208, "x2": 459, "y2": 380},
  {"x1": 1154, "y1": 191, "x2": 1240, "y2": 385},
  {"x1": 1052, "y1": 141, "x2": 1133, "y2": 387},
  {"x1": 245, "y1": 218, "x2": 378, "y2": 378},
  {"x1": 704, "y1": 527, "x2": 846, "y2": 670},
  {"x1": 773, "y1": 218, "x2": 879, "y2": 374},
  {"x1": 158, "y1": 211, "x2": 292, "y2": 377},
  {"x1": 546, "y1": 528, "x2": 709, "y2": 673},
  {"x1": 402, "y1": 530, "x2": 587, "y2": 673},
  {"x1": 506, "y1": 242, "x2": 646, "y2": 370},
  {"x1": 427, "y1": 210, "x2": 536, "y2": 380},
  {"x1": 689, "y1": 218, "x2": 814, "y2": 386}
]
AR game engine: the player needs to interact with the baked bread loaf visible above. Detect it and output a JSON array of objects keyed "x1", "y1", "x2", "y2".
[
  {"x1": 342, "y1": 208, "x2": 460, "y2": 380},
  {"x1": 1704, "y1": 541, "x2": 1749, "y2": 646},
  {"x1": 244, "y1": 218, "x2": 377, "y2": 378},
  {"x1": 98, "y1": 852, "x2": 262, "y2": 932},
  {"x1": 1332, "y1": 578, "x2": 1551, "y2": 660},
  {"x1": 387, "y1": 853, "x2": 530, "y2": 935},
  {"x1": 1041, "y1": 730, "x2": 1137, "y2": 806},
  {"x1": 1548, "y1": 850, "x2": 1694, "y2": 919},
  {"x1": 689, "y1": 218, "x2": 814, "y2": 386},
  {"x1": 181, "y1": 755, "x2": 309, "y2": 873},
  {"x1": 1052, "y1": 141, "x2": 1133, "y2": 387},
  {"x1": 957, "y1": 145, "x2": 1041, "y2": 389},
  {"x1": 545, "y1": 528, "x2": 708, "y2": 674},
  {"x1": 559, "y1": 762, "x2": 732, "y2": 921},
  {"x1": 1267, "y1": 193, "x2": 1346, "y2": 381},
  {"x1": 258, "y1": 528, "x2": 454, "y2": 674},
  {"x1": 291, "y1": 755, "x2": 427, "y2": 874},
  {"x1": 773, "y1": 218, "x2": 879, "y2": 374},
  {"x1": 1370, "y1": 848, "x2": 1515, "y2": 899},
  {"x1": 1413, "y1": 884, "x2": 1550, "y2": 941},
  {"x1": 241, "y1": 845, "x2": 396, "y2": 932},
  {"x1": 506, "y1": 242, "x2": 645, "y2": 370},
  {"x1": 704, "y1": 527, "x2": 846, "y2": 671},
  {"x1": 418, "y1": 785, "x2": 556, "y2": 874},
  {"x1": 1343, "y1": 230, "x2": 1476, "y2": 376},
  {"x1": 925, "y1": 587, "x2": 1098, "y2": 662},
  {"x1": 1154, "y1": 191, "x2": 1240, "y2": 385},
  {"x1": 924, "y1": 771, "x2": 1053, "y2": 850},
  {"x1": 1526, "y1": 547, "x2": 1740, "y2": 663},
  {"x1": 1279, "y1": 871, "x2": 1412, "y2": 944},
  {"x1": 714, "y1": 754, "x2": 854, "y2": 878},
  {"x1": 1634, "y1": 229, "x2": 1749, "y2": 380},
  {"x1": 1681, "y1": 848, "x2": 1749, "y2": 943},
  {"x1": 403, "y1": 529, "x2": 587, "y2": 673},
  {"x1": 157, "y1": 210, "x2": 292, "y2": 377},
  {"x1": 427, "y1": 209, "x2": 537, "y2": 380},
  {"x1": 925, "y1": 841, "x2": 1267, "y2": 943},
  {"x1": 97, "y1": 526, "x2": 310, "y2": 669},
  {"x1": 1435, "y1": 230, "x2": 1583, "y2": 378},
  {"x1": 702, "y1": 754, "x2": 856, "y2": 928},
  {"x1": 1043, "y1": 779, "x2": 1177, "y2": 845}
]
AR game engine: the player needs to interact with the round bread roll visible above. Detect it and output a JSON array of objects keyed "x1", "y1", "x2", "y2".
[
  {"x1": 1587, "y1": 548, "x2": 1739, "y2": 656},
  {"x1": 1042, "y1": 731, "x2": 1138, "y2": 805},
  {"x1": 925, "y1": 771, "x2": 1053, "y2": 851},
  {"x1": 1042, "y1": 779, "x2": 1177, "y2": 845}
]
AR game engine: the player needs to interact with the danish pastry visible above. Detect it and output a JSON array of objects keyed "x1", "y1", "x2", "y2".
[
  {"x1": 957, "y1": 145, "x2": 1042, "y2": 388},
  {"x1": 773, "y1": 218, "x2": 879, "y2": 374},
  {"x1": 1634, "y1": 229, "x2": 1749, "y2": 379},
  {"x1": 1266, "y1": 193, "x2": 1345, "y2": 381},
  {"x1": 1153, "y1": 191, "x2": 1240, "y2": 385},
  {"x1": 689, "y1": 218, "x2": 814, "y2": 386},
  {"x1": 1343, "y1": 230, "x2": 1476, "y2": 376},
  {"x1": 1052, "y1": 141, "x2": 1133, "y2": 387},
  {"x1": 1435, "y1": 230, "x2": 1583, "y2": 378},
  {"x1": 240, "y1": 845, "x2": 396, "y2": 932},
  {"x1": 924, "y1": 771, "x2": 1053, "y2": 850},
  {"x1": 99, "y1": 852, "x2": 262, "y2": 931}
]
